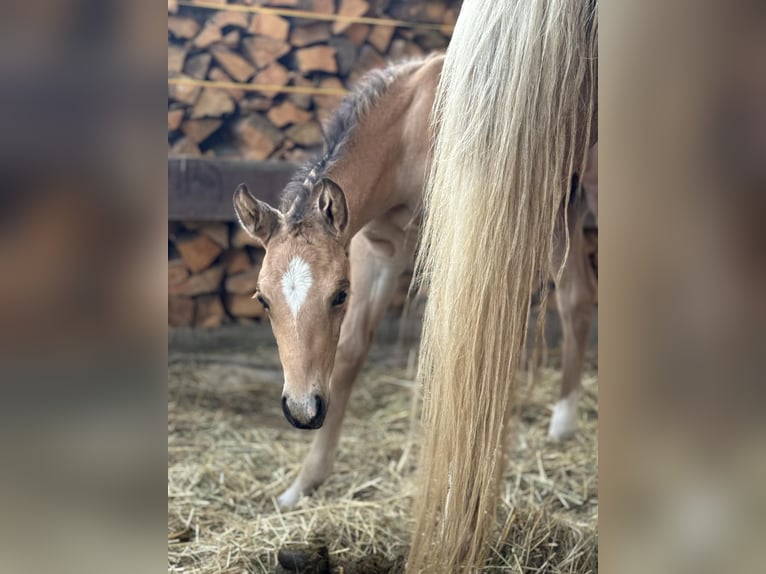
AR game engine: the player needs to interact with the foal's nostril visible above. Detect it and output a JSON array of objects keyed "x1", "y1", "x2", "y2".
[{"x1": 313, "y1": 394, "x2": 325, "y2": 424}]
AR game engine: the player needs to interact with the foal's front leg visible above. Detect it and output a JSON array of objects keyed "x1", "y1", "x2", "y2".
[{"x1": 277, "y1": 237, "x2": 406, "y2": 507}]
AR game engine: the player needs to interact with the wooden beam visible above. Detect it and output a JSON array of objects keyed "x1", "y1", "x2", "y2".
[{"x1": 168, "y1": 156, "x2": 299, "y2": 220}]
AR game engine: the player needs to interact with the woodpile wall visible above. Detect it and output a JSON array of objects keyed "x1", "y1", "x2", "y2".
[
  {"x1": 168, "y1": 0, "x2": 458, "y2": 163},
  {"x1": 168, "y1": 1, "x2": 457, "y2": 327}
]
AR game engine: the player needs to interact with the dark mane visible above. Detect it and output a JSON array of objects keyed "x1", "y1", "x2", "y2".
[{"x1": 279, "y1": 60, "x2": 423, "y2": 230}]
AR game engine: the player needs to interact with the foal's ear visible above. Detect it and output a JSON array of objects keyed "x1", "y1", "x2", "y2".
[
  {"x1": 233, "y1": 183, "x2": 283, "y2": 246},
  {"x1": 316, "y1": 178, "x2": 348, "y2": 237}
]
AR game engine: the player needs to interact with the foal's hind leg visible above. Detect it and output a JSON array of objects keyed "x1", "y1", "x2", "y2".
[
  {"x1": 277, "y1": 232, "x2": 410, "y2": 507},
  {"x1": 548, "y1": 215, "x2": 597, "y2": 440}
]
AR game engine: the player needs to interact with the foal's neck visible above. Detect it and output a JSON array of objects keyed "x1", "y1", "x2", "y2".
[{"x1": 325, "y1": 81, "x2": 416, "y2": 240}]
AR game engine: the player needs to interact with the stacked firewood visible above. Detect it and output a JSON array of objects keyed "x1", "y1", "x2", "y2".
[
  {"x1": 169, "y1": 221, "x2": 260, "y2": 327},
  {"x1": 168, "y1": 0, "x2": 457, "y2": 163},
  {"x1": 169, "y1": 221, "x2": 414, "y2": 327}
]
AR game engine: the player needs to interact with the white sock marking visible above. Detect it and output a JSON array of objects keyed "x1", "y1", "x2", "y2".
[
  {"x1": 281, "y1": 257, "x2": 312, "y2": 320},
  {"x1": 277, "y1": 483, "x2": 303, "y2": 508},
  {"x1": 548, "y1": 389, "x2": 580, "y2": 440}
]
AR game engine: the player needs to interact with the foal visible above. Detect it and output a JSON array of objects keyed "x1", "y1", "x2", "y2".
[{"x1": 233, "y1": 55, "x2": 597, "y2": 507}]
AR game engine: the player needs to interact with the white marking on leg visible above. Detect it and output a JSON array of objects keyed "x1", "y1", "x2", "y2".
[
  {"x1": 281, "y1": 257, "x2": 312, "y2": 320},
  {"x1": 277, "y1": 482, "x2": 303, "y2": 508},
  {"x1": 548, "y1": 389, "x2": 580, "y2": 440}
]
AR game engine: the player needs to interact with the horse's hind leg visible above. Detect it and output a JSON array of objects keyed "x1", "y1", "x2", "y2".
[
  {"x1": 548, "y1": 213, "x2": 597, "y2": 440},
  {"x1": 277, "y1": 231, "x2": 410, "y2": 507}
]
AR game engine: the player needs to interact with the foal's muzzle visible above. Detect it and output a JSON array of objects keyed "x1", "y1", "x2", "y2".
[{"x1": 281, "y1": 394, "x2": 327, "y2": 430}]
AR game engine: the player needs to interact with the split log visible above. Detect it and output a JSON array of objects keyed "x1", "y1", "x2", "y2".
[
  {"x1": 208, "y1": 67, "x2": 245, "y2": 101},
  {"x1": 225, "y1": 267, "x2": 261, "y2": 295},
  {"x1": 190, "y1": 88, "x2": 235, "y2": 119},
  {"x1": 344, "y1": 24, "x2": 371, "y2": 46},
  {"x1": 193, "y1": 23, "x2": 222, "y2": 49},
  {"x1": 308, "y1": 0, "x2": 335, "y2": 15},
  {"x1": 253, "y1": 63, "x2": 290, "y2": 92},
  {"x1": 198, "y1": 222, "x2": 230, "y2": 248},
  {"x1": 290, "y1": 23, "x2": 331, "y2": 47},
  {"x1": 170, "y1": 137, "x2": 201, "y2": 156},
  {"x1": 235, "y1": 114, "x2": 284, "y2": 160},
  {"x1": 168, "y1": 75, "x2": 201, "y2": 106},
  {"x1": 168, "y1": 258, "x2": 189, "y2": 292},
  {"x1": 211, "y1": 10, "x2": 250, "y2": 30},
  {"x1": 224, "y1": 248, "x2": 252, "y2": 275},
  {"x1": 181, "y1": 119, "x2": 223, "y2": 144},
  {"x1": 294, "y1": 45, "x2": 337, "y2": 73},
  {"x1": 285, "y1": 121, "x2": 323, "y2": 147},
  {"x1": 168, "y1": 16, "x2": 200, "y2": 40},
  {"x1": 267, "y1": 101, "x2": 313, "y2": 128},
  {"x1": 168, "y1": 44, "x2": 187, "y2": 75},
  {"x1": 250, "y1": 14, "x2": 290, "y2": 41},
  {"x1": 242, "y1": 36, "x2": 291, "y2": 68},
  {"x1": 368, "y1": 25, "x2": 395, "y2": 53},
  {"x1": 333, "y1": 0, "x2": 369, "y2": 34},
  {"x1": 239, "y1": 96, "x2": 274, "y2": 114},
  {"x1": 287, "y1": 76, "x2": 314, "y2": 109},
  {"x1": 210, "y1": 45, "x2": 256, "y2": 82},
  {"x1": 222, "y1": 30, "x2": 241, "y2": 49},
  {"x1": 176, "y1": 233, "x2": 223, "y2": 272},
  {"x1": 169, "y1": 264, "x2": 224, "y2": 296},
  {"x1": 180, "y1": 222, "x2": 231, "y2": 244},
  {"x1": 184, "y1": 52, "x2": 212, "y2": 80}
]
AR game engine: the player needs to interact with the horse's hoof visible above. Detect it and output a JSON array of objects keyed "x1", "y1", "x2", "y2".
[
  {"x1": 548, "y1": 395, "x2": 579, "y2": 440},
  {"x1": 548, "y1": 423, "x2": 577, "y2": 441},
  {"x1": 277, "y1": 484, "x2": 303, "y2": 508}
]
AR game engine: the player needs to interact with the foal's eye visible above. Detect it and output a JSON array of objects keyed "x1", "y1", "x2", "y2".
[
  {"x1": 331, "y1": 290, "x2": 347, "y2": 307},
  {"x1": 256, "y1": 293, "x2": 270, "y2": 310}
]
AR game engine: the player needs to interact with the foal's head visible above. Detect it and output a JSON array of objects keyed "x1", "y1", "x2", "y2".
[{"x1": 233, "y1": 181, "x2": 350, "y2": 430}]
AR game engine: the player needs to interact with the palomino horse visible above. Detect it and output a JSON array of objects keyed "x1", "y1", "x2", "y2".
[
  {"x1": 408, "y1": 0, "x2": 597, "y2": 570},
  {"x1": 233, "y1": 51, "x2": 597, "y2": 511}
]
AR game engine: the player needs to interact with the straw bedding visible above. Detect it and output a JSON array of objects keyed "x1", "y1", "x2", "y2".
[{"x1": 168, "y1": 342, "x2": 597, "y2": 573}]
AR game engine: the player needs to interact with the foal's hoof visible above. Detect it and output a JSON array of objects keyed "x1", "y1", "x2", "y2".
[
  {"x1": 277, "y1": 484, "x2": 304, "y2": 508},
  {"x1": 547, "y1": 397, "x2": 579, "y2": 440},
  {"x1": 548, "y1": 422, "x2": 577, "y2": 441}
]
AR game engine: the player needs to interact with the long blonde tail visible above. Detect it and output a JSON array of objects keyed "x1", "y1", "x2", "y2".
[{"x1": 408, "y1": 0, "x2": 597, "y2": 571}]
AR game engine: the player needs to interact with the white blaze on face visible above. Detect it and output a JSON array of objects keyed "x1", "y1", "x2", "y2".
[{"x1": 281, "y1": 257, "x2": 313, "y2": 320}]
